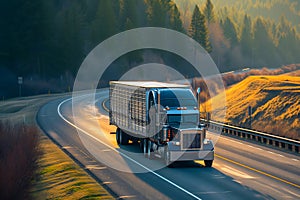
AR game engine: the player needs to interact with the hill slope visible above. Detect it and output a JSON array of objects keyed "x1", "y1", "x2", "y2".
[{"x1": 206, "y1": 75, "x2": 300, "y2": 139}]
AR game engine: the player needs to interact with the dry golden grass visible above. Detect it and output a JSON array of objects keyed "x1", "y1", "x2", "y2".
[
  {"x1": 205, "y1": 75, "x2": 300, "y2": 140},
  {"x1": 31, "y1": 135, "x2": 113, "y2": 200}
]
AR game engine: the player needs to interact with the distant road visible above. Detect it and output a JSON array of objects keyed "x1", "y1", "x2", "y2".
[{"x1": 37, "y1": 90, "x2": 300, "y2": 199}]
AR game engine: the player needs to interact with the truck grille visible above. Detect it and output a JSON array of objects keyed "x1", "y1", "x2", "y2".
[{"x1": 181, "y1": 132, "x2": 201, "y2": 150}]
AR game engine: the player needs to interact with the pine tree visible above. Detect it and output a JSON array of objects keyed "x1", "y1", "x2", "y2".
[
  {"x1": 222, "y1": 17, "x2": 238, "y2": 47},
  {"x1": 170, "y1": 4, "x2": 185, "y2": 33},
  {"x1": 240, "y1": 15, "x2": 252, "y2": 60},
  {"x1": 91, "y1": 0, "x2": 117, "y2": 45},
  {"x1": 252, "y1": 17, "x2": 277, "y2": 66},
  {"x1": 59, "y1": 2, "x2": 86, "y2": 75},
  {"x1": 278, "y1": 27, "x2": 299, "y2": 64},
  {"x1": 203, "y1": 0, "x2": 215, "y2": 23},
  {"x1": 121, "y1": 0, "x2": 135, "y2": 30},
  {"x1": 147, "y1": 0, "x2": 166, "y2": 27},
  {"x1": 189, "y1": 5, "x2": 212, "y2": 53},
  {"x1": 120, "y1": 0, "x2": 147, "y2": 30}
]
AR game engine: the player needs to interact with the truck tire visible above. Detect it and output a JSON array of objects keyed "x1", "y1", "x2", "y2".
[
  {"x1": 116, "y1": 128, "x2": 121, "y2": 145},
  {"x1": 120, "y1": 129, "x2": 129, "y2": 145},
  {"x1": 116, "y1": 128, "x2": 129, "y2": 145},
  {"x1": 204, "y1": 160, "x2": 213, "y2": 167},
  {"x1": 141, "y1": 138, "x2": 148, "y2": 157},
  {"x1": 147, "y1": 140, "x2": 154, "y2": 159}
]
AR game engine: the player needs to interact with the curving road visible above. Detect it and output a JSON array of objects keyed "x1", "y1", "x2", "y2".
[{"x1": 37, "y1": 90, "x2": 300, "y2": 199}]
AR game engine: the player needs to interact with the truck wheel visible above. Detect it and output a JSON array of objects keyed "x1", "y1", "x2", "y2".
[
  {"x1": 147, "y1": 140, "x2": 154, "y2": 159},
  {"x1": 164, "y1": 146, "x2": 172, "y2": 167},
  {"x1": 204, "y1": 160, "x2": 213, "y2": 167},
  {"x1": 119, "y1": 129, "x2": 129, "y2": 145},
  {"x1": 142, "y1": 138, "x2": 147, "y2": 157},
  {"x1": 116, "y1": 128, "x2": 120, "y2": 145}
]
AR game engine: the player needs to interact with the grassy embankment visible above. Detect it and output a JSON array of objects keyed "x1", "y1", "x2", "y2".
[
  {"x1": 0, "y1": 94, "x2": 113, "y2": 199},
  {"x1": 204, "y1": 74, "x2": 300, "y2": 140}
]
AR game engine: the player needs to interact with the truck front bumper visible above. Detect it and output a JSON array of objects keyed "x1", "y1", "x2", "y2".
[{"x1": 169, "y1": 150, "x2": 214, "y2": 162}]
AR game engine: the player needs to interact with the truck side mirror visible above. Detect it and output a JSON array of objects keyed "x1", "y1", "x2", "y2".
[
  {"x1": 196, "y1": 87, "x2": 201, "y2": 111},
  {"x1": 196, "y1": 88, "x2": 201, "y2": 100}
]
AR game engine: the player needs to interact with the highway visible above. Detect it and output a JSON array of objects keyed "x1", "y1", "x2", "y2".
[{"x1": 37, "y1": 89, "x2": 300, "y2": 199}]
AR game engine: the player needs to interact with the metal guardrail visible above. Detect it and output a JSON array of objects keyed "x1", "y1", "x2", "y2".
[{"x1": 205, "y1": 120, "x2": 300, "y2": 154}]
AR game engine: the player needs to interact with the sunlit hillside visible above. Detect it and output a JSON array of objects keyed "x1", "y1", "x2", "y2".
[{"x1": 205, "y1": 75, "x2": 300, "y2": 140}]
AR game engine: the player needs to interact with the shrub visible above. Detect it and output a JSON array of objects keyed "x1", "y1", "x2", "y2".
[{"x1": 0, "y1": 121, "x2": 40, "y2": 200}]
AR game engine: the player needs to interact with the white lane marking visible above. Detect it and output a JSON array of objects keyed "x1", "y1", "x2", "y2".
[
  {"x1": 103, "y1": 181, "x2": 113, "y2": 184},
  {"x1": 268, "y1": 151, "x2": 275, "y2": 154},
  {"x1": 218, "y1": 137, "x2": 243, "y2": 145},
  {"x1": 233, "y1": 180, "x2": 242, "y2": 184},
  {"x1": 85, "y1": 165, "x2": 107, "y2": 170},
  {"x1": 57, "y1": 97, "x2": 202, "y2": 200},
  {"x1": 101, "y1": 149, "x2": 112, "y2": 152},
  {"x1": 278, "y1": 154, "x2": 285, "y2": 157},
  {"x1": 281, "y1": 187, "x2": 300, "y2": 198},
  {"x1": 119, "y1": 195, "x2": 137, "y2": 199},
  {"x1": 292, "y1": 159, "x2": 299, "y2": 162},
  {"x1": 62, "y1": 146, "x2": 72, "y2": 149}
]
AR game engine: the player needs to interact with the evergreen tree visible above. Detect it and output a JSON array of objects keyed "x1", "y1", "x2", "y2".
[
  {"x1": 120, "y1": 0, "x2": 135, "y2": 30},
  {"x1": 278, "y1": 28, "x2": 299, "y2": 64},
  {"x1": 189, "y1": 5, "x2": 212, "y2": 53},
  {"x1": 146, "y1": 0, "x2": 183, "y2": 30},
  {"x1": 240, "y1": 15, "x2": 253, "y2": 63},
  {"x1": 0, "y1": 0, "x2": 47, "y2": 76},
  {"x1": 252, "y1": 17, "x2": 277, "y2": 66},
  {"x1": 203, "y1": 0, "x2": 216, "y2": 23},
  {"x1": 222, "y1": 17, "x2": 238, "y2": 47},
  {"x1": 170, "y1": 4, "x2": 185, "y2": 33},
  {"x1": 58, "y1": 2, "x2": 86, "y2": 75},
  {"x1": 121, "y1": 0, "x2": 147, "y2": 30},
  {"x1": 147, "y1": 0, "x2": 167, "y2": 27},
  {"x1": 91, "y1": 0, "x2": 117, "y2": 45},
  {"x1": 276, "y1": 15, "x2": 292, "y2": 39}
]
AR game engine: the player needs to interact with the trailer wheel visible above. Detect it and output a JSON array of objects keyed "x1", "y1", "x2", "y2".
[
  {"x1": 204, "y1": 160, "x2": 213, "y2": 167},
  {"x1": 119, "y1": 129, "x2": 129, "y2": 145},
  {"x1": 116, "y1": 128, "x2": 129, "y2": 145},
  {"x1": 116, "y1": 128, "x2": 120, "y2": 145}
]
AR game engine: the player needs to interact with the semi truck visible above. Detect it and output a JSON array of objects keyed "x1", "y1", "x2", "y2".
[{"x1": 109, "y1": 81, "x2": 214, "y2": 167}]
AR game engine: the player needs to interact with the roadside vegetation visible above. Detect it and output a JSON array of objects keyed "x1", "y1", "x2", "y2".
[
  {"x1": 0, "y1": 95, "x2": 113, "y2": 199},
  {"x1": 0, "y1": 122, "x2": 39, "y2": 199}
]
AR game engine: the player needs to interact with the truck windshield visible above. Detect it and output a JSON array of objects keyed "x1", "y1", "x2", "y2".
[
  {"x1": 168, "y1": 114, "x2": 198, "y2": 126},
  {"x1": 160, "y1": 89, "x2": 197, "y2": 108}
]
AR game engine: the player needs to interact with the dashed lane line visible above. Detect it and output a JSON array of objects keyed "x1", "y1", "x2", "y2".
[{"x1": 215, "y1": 154, "x2": 300, "y2": 189}]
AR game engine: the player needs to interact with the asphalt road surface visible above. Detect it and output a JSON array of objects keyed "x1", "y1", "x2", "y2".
[{"x1": 37, "y1": 90, "x2": 300, "y2": 199}]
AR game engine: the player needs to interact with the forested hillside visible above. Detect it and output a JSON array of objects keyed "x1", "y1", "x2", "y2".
[
  {"x1": 175, "y1": 0, "x2": 300, "y2": 30},
  {"x1": 175, "y1": 0, "x2": 300, "y2": 70},
  {"x1": 0, "y1": 0, "x2": 299, "y2": 98}
]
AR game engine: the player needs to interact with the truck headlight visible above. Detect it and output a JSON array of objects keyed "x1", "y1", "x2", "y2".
[
  {"x1": 171, "y1": 141, "x2": 180, "y2": 146},
  {"x1": 203, "y1": 139, "x2": 211, "y2": 145}
]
